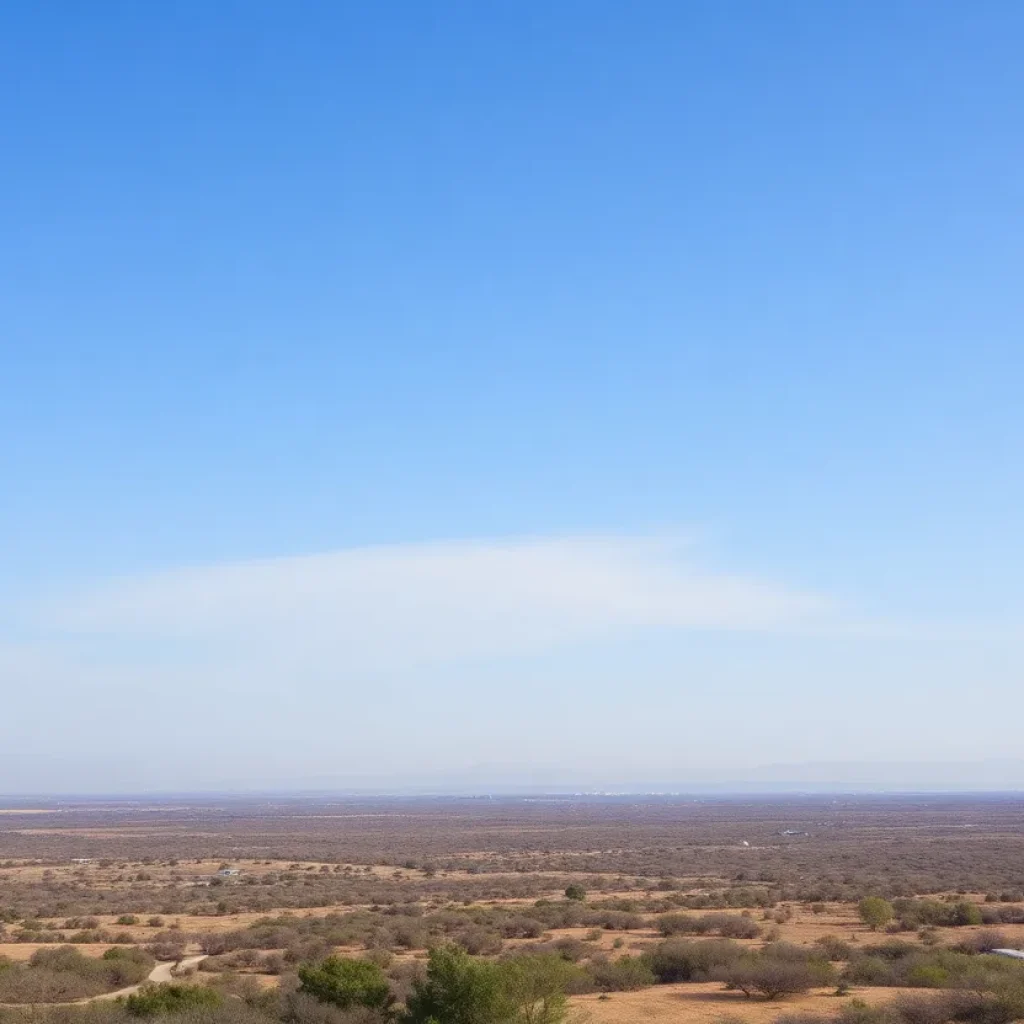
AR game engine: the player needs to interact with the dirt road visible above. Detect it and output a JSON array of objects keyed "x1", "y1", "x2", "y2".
[
  {"x1": 0, "y1": 955, "x2": 209, "y2": 1007},
  {"x1": 91, "y1": 954, "x2": 209, "y2": 1002}
]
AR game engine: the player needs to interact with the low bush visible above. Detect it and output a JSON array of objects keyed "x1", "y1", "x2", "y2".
[
  {"x1": 587, "y1": 955, "x2": 655, "y2": 992},
  {"x1": 815, "y1": 935, "x2": 854, "y2": 961},
  {"x1": 124, "y1": 983, "x2": 223, "y2": 1016},
  {"x1": 714, "y1": 945, "x2": 835, "y2": 1000},
  {"x1": 658, "y1": 912, "x2": 761, "y2": 939},
  {"x1": 642, "y1": 938, "x2": 745, "y2": 983}
]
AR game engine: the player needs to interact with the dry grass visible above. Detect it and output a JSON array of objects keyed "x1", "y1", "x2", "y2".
[{"x1": 0, "y1": 943, "x2": 118, "y2": 961}]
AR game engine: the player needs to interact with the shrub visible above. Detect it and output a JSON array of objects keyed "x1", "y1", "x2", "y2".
[
  {"x1": 720, "y1": 916, "x2": 762, "y2": 939},
  {"x1": 905, "y1": 963, "x2": 949, "y2": 988},
  {"x1": 845, "y1": 956, "x2": 896, "y2": 986},
  {"x1": 843, "y1": 946, "x2": 1009, "y2": 991},
  {"x1": 658, "y1": 913, "x2": 693, "y2": 936},
  {"x1": 588, "y1": 955, "x2": 655, "y2": 992},
  {"x1": 859, "y1": 898, "x2": 895, "y2": 931},
  {"x1": 500, "y1": 954, "x2": 581, "y2": 1023},
  {"x1": 405, "y1": 944, "x2": 507, "y2": 1024},
  {"x1": 658, "y1": 912, "x2": 760, "y2": 939},
  {"x1": 716, "y1": 946, "x2": 834, "y2": 1000},
  {"x1": 893, "y1": 899, "x2": 984, "y2": 929},
  {"x1": 298, "y1": 956, "x2": 394, "y2": 1013},
  {"x1": 550, "y1": 938, "x2": 588, "y2": 962},
  {"x1": 500, "y1": 916, "x2": 545, "y2": 939},
  {"x1": 124, "y1": 983, "x2": 222, "y2": 1016},
  {"x1": 953, "y1": 930, "x2": 1012, "y2": 954},
  {"x1": 815, "y1": 935, "x2": 853, "y2": 961},
  {"x1": 146, "y1": 936, "x2": 187, "y2": 961},
  {"x1": 718, "y1": 955, "x2": 833, "y2": 1000},
  {"x1": 643, "y1": 938, "x2": 744, "y2": 983},
  {"x1": 455, "y1": 927, "x2": 504, "y2": 956},
  {"x1": 953, "y1": 902, "x2": 984, "y2": 927},
  {"x1": 865, "y1": 940, "x2": 919, "y2": 962}
]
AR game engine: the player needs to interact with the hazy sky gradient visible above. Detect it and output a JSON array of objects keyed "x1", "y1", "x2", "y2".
[{"x1": 2, "y1": 2, "x2": 1022, "y2": 792}]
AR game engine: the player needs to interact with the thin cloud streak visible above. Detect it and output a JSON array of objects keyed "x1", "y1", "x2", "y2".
[{"x1": 31, "y1": 534, "x2": 835, "y2": 669}]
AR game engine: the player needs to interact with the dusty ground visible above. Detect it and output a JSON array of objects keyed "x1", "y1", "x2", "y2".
[
  {"x1": 0, "y1": 943, "x2": 118, "y2": 962},
  {"x1": 571, "y1": 984, "x2": 926, "y2": 1023}
]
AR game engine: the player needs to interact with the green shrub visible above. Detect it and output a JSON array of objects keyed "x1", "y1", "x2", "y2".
[
  {"x1": 297, "y1": 956, "x2": 393, "y2": 1012},
  {"x1": 859, "y1": 898, "x2": 895, "y2": 931},
  {"x1": 124, "y1": 983, "x2": 222, "y2": 1016},
  {"x1": 405, "y1": 945, "x2": 507, "y2": 1024}
]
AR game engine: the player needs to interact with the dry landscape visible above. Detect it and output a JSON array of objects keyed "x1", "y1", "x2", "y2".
[{"x1": 0, "y1": 794, "x2": 1022, "y2": 1024}]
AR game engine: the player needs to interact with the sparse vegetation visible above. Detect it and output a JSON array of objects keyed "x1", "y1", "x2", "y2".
[
  {"x1": 0, "y1": 796, "x2": 1023, "y2": 1024},
  {"x1": 0, "y1": 946, "x2": 153, "y2": 1002}
]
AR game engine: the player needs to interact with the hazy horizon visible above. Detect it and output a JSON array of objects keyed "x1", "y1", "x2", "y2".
[{"x1": 5, "y1": 759, "x2": 1024, "y2": 799}]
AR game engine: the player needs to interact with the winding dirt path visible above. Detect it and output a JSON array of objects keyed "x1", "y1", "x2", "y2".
[
  {"x1": 0, "y1": 955, "x2": 209, "y2": 1006},
  {"x1": 90, "y1": 954, "x2": 209, "y2": 1002}
]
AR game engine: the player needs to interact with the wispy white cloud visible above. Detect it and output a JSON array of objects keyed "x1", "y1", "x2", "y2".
[
  {"x1": 6, "y1": 535, "x2": 1024, "y2": 792},
  {"x1": 28, "y1": 533, "x2": 833, "y2": 670}
]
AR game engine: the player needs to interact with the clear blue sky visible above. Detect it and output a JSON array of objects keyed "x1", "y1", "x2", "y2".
[{"x1": 2, "y1": 2, "x2": 1022, "y2": 792}]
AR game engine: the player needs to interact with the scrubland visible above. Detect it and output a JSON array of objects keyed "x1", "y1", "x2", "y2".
[{"x1": 1, "y1": 795, "x2": 1022, "y2": 1024}]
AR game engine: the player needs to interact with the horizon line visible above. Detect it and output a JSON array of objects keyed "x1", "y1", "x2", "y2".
[{"x1": 3, "y1": 786, "x2": 1024, "y2": 802}]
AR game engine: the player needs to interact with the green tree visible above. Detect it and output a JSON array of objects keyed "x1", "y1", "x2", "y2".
[
  {"x1": 858, "y1": 897, "x2": 895, "y2": 931},
  {"x1": 563, "y1": 884, "x2": 586, "y2": 902},
  {"x1": 298, "y1": 956, "x2": 393, "y2": 1013},
  {"x1": 405, "y1": 945, "x2": 509, "y2": 1024},
  {"x1": 500, "y1": 955, "x2": 577, "y2": 1024}
]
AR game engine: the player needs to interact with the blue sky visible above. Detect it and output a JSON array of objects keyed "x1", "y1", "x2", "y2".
[{"x1": 1, "y1": 2, "x2": 1022, "y2": 792}]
